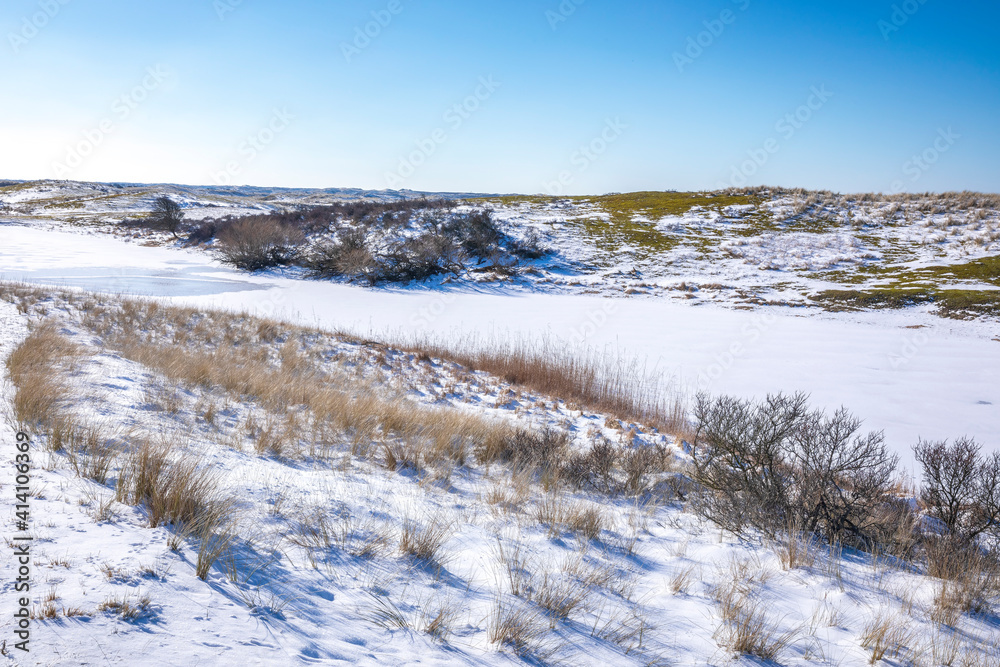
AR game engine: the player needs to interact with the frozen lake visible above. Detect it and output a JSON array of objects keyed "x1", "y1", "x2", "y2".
[{"x1": 2, "y1": 223, "x2": 996, "y2": 469}]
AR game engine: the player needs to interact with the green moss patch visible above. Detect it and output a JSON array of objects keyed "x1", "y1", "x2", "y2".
[{"x1": 814, "y1": 288, "x2": 1000, "y2": 319}]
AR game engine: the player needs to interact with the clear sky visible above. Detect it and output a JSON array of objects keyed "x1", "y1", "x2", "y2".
[{"x1": 1, "y1": 0, "x2": 997, "y2": 194}]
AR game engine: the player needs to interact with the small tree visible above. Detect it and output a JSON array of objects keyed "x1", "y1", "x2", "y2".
[{"x1": 151, "y1": 196, "x2": 184, "y2": 238}]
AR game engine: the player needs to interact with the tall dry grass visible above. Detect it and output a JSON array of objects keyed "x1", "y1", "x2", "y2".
[
  {"x1": 354, "y1": 331, "x2": 687, "y2": 434},
  {"x1": 5, "y1": 322, "x2": 80, "y2": 428}
]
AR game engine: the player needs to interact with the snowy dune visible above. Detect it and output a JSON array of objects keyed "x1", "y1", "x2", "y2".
[{"x1": 3, "y1": 221, "x2": 1000, "y2": 666}]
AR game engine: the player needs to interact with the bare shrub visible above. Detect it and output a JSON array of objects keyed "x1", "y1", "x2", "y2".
[
  {"x1": 217, "y1": 218, "x2": 305, "y2": 270},
  {"x1": 150, "y1": 196, "x2": 184, "y2": 238},
  {"x1": 691, "y1": 392, "x2": 808, "y2": 536},
  {"x1": 305, "y1": 207, "x2": 540, "y2": 284},
  {"x1": 306, "y1": 228, "x2": 377, "y2": 281},
  {"x1": 476, "y1": 427, "x2": 569, "y2": 476},
  {"x1": 565, "y1": 438, "x2": 670, "y2": 495},
  {"x1": 790, "y1": 408, "x2": 899, "y2": 546},
  {"x1": 692, "y1": 392, "x2": 899, "y2": 549},
  {"x1": 914, "y1": 436, "x2": 1000, "y2": 543}
]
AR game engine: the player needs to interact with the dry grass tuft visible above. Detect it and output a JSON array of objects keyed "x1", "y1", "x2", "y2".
[
  {"x1": 669, "y1": 564, "x2": 698, "y2": 595},
  {"x1": 535, "y1": 493, "x2": 606, "y2": 541},
  {"x1": 97, "y1": 591, "x2": 153, "y2": 621},
  {"x1": 713, "y1": 598, "x2": 798, "y2": 661},
  {"x1": 487, "y1": 595, "x2": 558, "y2": 660},
  {"x1": 859, "y1": 611, "x2": 916, "y2": 664},
  {"x1": 925, "y1": 538, "x2": 1000, "y2": 625},
  {"x1": 399, "y1": 516, "x2": 453, "y2": 565}
]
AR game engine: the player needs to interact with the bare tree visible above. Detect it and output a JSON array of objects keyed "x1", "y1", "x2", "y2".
[
  {"x1": 151, "y1": 196, "x2": 184, "y2": 238},
  {"x1": 914, "y1": 437, "x2": 1000, "y2": 542}
]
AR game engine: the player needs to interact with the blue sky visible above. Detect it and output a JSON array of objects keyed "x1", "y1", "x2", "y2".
[{"x1": 1, "y1": 0, "x2": 997, "y2": 194}]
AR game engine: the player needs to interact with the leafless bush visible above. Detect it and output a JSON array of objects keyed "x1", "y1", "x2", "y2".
[
  {"x1": 306, "y1": 228, "x2": 377, "y2": 281},
  {"x1": 914, "y1": 436, "x2": 1000, "y2": 543},
  {"x1": 691, "y1": 392, "x2": 807, "y2": 536},
  {"x1": 565, "y1": 438, "x2": 670, "y2": 495},
  {"x1": 691, "y1": 392, "x2": 899, "y2": 549},
  {"x1": 304, "y1": 208, "x2": 542, "y2": 284},
  {"x1": 790, "y1": 407, "x2": 899, "y2": 546},
  {"x1": 476, "y1": 427, "x2": 569, "y2": 476},
  {"x1": 217, "y1": 218, "x2": 305, "y2": 270}
]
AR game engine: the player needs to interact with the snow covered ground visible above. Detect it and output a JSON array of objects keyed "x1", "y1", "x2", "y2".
[
  {"x1": 1, "y1": 187, "x2": 1000, "y2": 666},
  {"x1": 1, "y1": 283, "x2": 999, "y2": 667}
]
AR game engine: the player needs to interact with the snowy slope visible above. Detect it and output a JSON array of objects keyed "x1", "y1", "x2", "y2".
[{"x1": 2, "y1": 290, "x2": 998, "y2": 666}]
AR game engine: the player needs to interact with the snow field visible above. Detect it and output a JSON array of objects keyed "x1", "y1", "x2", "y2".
[{"x1": 2, "y1": 288, "x2": 999, "y2": 665}]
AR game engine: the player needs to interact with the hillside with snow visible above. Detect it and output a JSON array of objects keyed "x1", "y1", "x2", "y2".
[
  {"x1": 3, "y1": 180, "x2": 999, "y2": 319},
  {"x1": 1, "y1": 181, "x2": 1000, "y2": 666}
]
